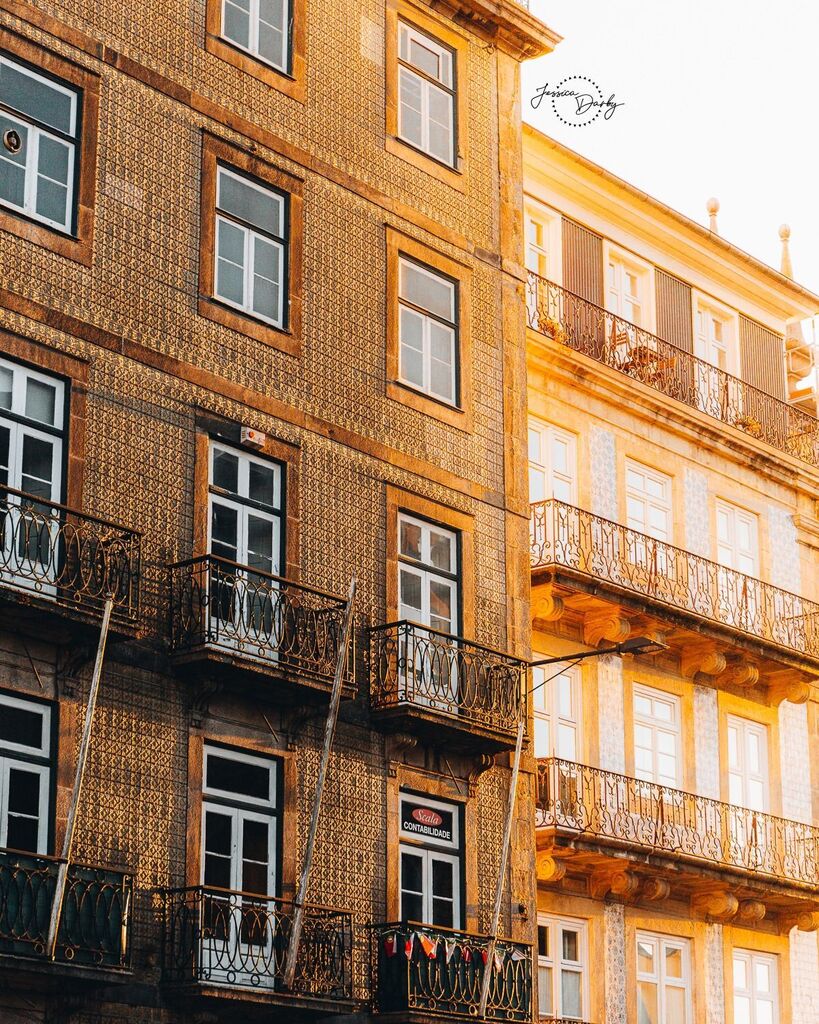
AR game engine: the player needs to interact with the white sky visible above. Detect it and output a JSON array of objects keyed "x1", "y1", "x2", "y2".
[{"x1": 523, "y1": 0, "x2": 819, "y2": 304}]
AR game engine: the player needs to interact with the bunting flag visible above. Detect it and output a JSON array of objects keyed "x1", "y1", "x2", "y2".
[
  {"x1": 383, "y1": 932, "x2": 398, "y2": 957},
  {"x1": 462, "y1": 945, "x2": 473, "y2": 964},
  {"x1": 418, "y1": 932, "x2": 438, "y2": 959},
  {"x1": 445, "y1": 939, "x2": 458, "y2": 963},
  {"x1": 510, "y1": 947, "x2": 527, "y2": 962},
  {"x1": 494, "y1": 949, "x2": 505, "y2": 972},
  {"x1": 480, "y1": 947, "x2": 489, "y2": 966},
  {"x1": 404, "y1": 933, "x2": 415, "y2": 959}
]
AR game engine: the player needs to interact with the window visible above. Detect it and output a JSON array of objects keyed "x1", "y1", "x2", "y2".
[
  {"x1": 727, "y1": 715, "x2": 769, "y2": 812},
  {"x1": 398, "y1": 256, "x2": 458, "y2": 406},
  {"x1": 397, "y1": 22, "x2": 455, "y2": 167},
  {"x1": 528, "y1": 419, "x2": 577, "y2": 504},
  {"x1": 532, "y1": 661, "x2": 580, "y2": 760},
  {"x1": 0, "y1": 56, "x2": 79, "y2": 234},
  {"x1": 524, "y1": 203, "x2": 561, "y2": 282},
  {"x1": 0, "y1": 692, "x2": 52, "y2": 854},
  {"x1": 696, "y1": 302, "x2": 738, "y2": 375},
  {"x1": 398, "y1": 512, "x2": 458, "y2": 637},
  {"x1": 626, "y1": 461, "x2": 671, "y2": 541},
  {"x1": 201, "y1": 744, "x2": 279, "y2": 987},
  {"x1": 399, "y1": 792, "x2": 461, "y2": 928},
  {"x1": 199, "y1": 135, "x2": 303, "y2": 353},
  {"x1": 608, "y1": 255, "x2": 645, "y2": 326},
  {"x1": 221, "y1": 0, "x2": 290, "y2": 73},
  {"x1": 716, "y1": 499, "x2": 760, "y2": 629},
  {"x1": 214, "y1": 165, "x2": 288, "y2": 329},
  {"x1": 537, "y1": 915, "x2": 588, "y2": 1021},
  {"x1": 636, "y1": 932, "x2": 691, "y2": 1024},
  {"x1": 733, "y1": 950, "x2": 779, "y2": 1024},
  {"x1": 633, "y1": 685, "x2": 681, "y2": 788}
]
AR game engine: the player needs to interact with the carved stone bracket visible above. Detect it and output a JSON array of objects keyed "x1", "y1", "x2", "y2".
[
  {"x1": 590, "y1": 867, "x2": 640, "y2": 902},
  {"x1": 583, "y1": 611, "x2": 631, "y2": 648},
  {"x1": 780, "y1": 910, "x2": 819, "y2": 934},
  {"x1": 692, "y1": 890, "x2": 739, "y2": 922},
  {"x1": 768, "y1": 679, "x2": 811, "y2": 706},
  {"x1": 640, "y1": 877, "x2": 671, "y2": 902},
  {"x1": 681, "y1": 644, "x2": 727, "y2": 679},
  {"x1": 384, "y1": 733, "x2": 418, "y2": 776},
  {"x1": 536, "y1": 852, "x2": 567, "y2": 884},
  {"x1": 532, "y1": 585, "x2": 565, "y2": 625},
  {"x1": 719, "y1": 660, "x2": 760, "y2": 689},
  {"x1": 467, "y1": 754, "x2": 496, "y2": 797},
  {"x1": 736, "y1": 899, "x2": 766, "y2": 925},
  {"x1": 189, "y1": 678, "x2": 223, "y2": 730}
]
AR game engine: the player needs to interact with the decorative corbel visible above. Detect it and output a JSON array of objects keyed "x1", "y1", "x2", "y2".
[
  {"x1": 780, "y1": 910, "x2": 819, "y2": 934},
  {"x1": 583, "y1": 611, "x2": 631, "y2": 648},
  {"x1": 736, "y1": 899, "x2": 766, "y2": 924},
  {"x1": 536, "y1": 852, "x2": 567, "y2": 884},
  {"x1": 189, "y1": 678, "x2": 223, "y2": 730},
  {"x1": 768, "y1": 679, "x2": 811, "y2": 706},
  {"x1": 680, "y1": 644, "x2": 727, "y2": 680},
  {"x1": 384, "y1": 732, "x2": 418, "y2": 776},
  {"x1": 692, "y1": 890, "x2": 738, "y2": 922},
  {"x1": 719, "y1": 660, "x2": 760, "y2": 689},
  {"x1": 531, "y1": 585, "x2": 565, "y2": 626},
  {"x1": 640, "y1": 877, "x2": 671, "y2": 902},
  {"x1": 467, "y1": 754, "x2": 496, "y2": 797},
  {"x1": 590, "y1": 868, "x2": 640, "y2": 902}
]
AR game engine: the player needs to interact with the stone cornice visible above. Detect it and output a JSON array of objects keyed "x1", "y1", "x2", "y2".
[{"x1": 432, "y1": 0, "x2": 562, "y2": 59}]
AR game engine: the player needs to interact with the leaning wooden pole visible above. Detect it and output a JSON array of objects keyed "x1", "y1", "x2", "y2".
[
  {"x1": 478, "y1": 717, "x2": 525, "y2": 1018},
  {"x1": 283, "y1": 578, "x2": 356, "y2": 991},
  {"x1": 47, "y1": 596, "x2": 114, "y2": 960}
]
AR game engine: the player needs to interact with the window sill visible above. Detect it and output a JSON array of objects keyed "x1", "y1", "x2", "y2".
[
  {"x1": 199, "y1": 295, "x2": 301, "y2": 356},
  {"x1": 386, "y1": 135, "x2": 466, "y2": 192},
  {"x1": 0, "y1": 205, "x2": 93, "y2": 266},
  {"x1": 205, "y1": 33, "x2": 305, "y2": 103},
  {"x1": 387, "y1": 378, "x2": 472, "y2": 431}
]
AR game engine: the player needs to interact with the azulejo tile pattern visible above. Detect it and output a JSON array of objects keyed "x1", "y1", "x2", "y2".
[
  {"x1": 684, "y1": 467, "x2": 710, "y2": 557},
  {"x1": 604, "y1": 902, "x2": 627, "y2": 1023},
  {"x1": 693, "y1": 685, "x2": 720, "y2": 800},
  {"x1": 589, "y1": 425, "x2": 617, "y2": 520},
  {"x1": 704, "y1": 923, "x2": 726, "y2": 1024},
  {"x1": 597, "y1": 655, "x2": 626, "y2": 773}
]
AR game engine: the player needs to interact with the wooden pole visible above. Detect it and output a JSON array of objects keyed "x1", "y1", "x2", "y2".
[
  {"x1": 478, "y1": 717, "x2": 525, "y2": 1018},
  {"x1": 283, "y1": 578, "x2": 356, "y2": 991},
  {"x1": 47, "y1": 597, "x2": 113, "y2": 960}
]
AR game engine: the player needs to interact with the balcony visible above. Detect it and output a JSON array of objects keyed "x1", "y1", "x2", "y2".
[
  {"x1": 0, "y1": 486, "x2": 141, "y2": 637},
  {"x1": 369, "y1": 922, "x2": 531, "y2": 1021},
  {"x1": 0, "y1": 848, "x2": 132, "y2": 983},
  {"x1": 530, "y1": 499, "x2": 818, "y2": 700},
  {"x1": 368, "y1": 621, "x2": 526, "y2": 753},
  {"x1": 527, "y1": 273, "x2": 819, "y2": 468},
  {"x1": 537, "y1": 759, "x2": 819, "y2": 925},
  {"x1": 168, "y1": 555, "x2": 355, "y2": 702},
  {"x1": 160, "y1": 886, "x2": 355, "y2": 1015}
]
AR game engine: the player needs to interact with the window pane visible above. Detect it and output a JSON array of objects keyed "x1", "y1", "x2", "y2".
[
  {"x1": 21, "y1": 435, "x2": 54, "y2": 496},
  {"x1": 0, "y1": 366, "x2": 11, "y2": 409},
  {"x1": 665, "y1": 945, "x2": 683, "y2": 979},
  {"x1": 7, "y1": 767, "x2": 40, "y2": 815},
  {"x1": 537, "y1": 924, "x2": 549, "y2": 958},
  {"x1": 431, "y1": 858, "x2": 453, "y2": 898},
  {"x1": 6, "y1": 814, "x2": 39, "y2": 852},
  {"x1": 218, "y1": 169, "x2": 282, "y2": 235},
  {"x1": 538, "y1": 964, "x2": 553, "y2": 1015},
  {"x1": 0, "y1": 703, "x2": 44, "y2": 749},
  {"x1": 756, "y1": 1001, "x2": 774, "y2": 1024},
  {"x1": 205, "y1": 810, "x2": 233, "y2": 855},
  {"x1": 432, "y1": 896, "x2": 453, "y2": 927},
  {"x1": 733, "y1": 956, "x2": 747, "y2": 989},
  {"x1": 242, "y1": 818, "x2": 269, "y2": 864},
  {"x1": 408, "y1": 37, "x2": 440, "y2": 78},
  {"x1": 637, "y1": 939, "x2": 655, "y2": 974},
  {"x1": 429, "y1": 529, "x2": 453, "y2": 571},
  {"x1": 429, "y1": 579, "x2": 453, "y2": 630},
  {"x1": 400, "y1": 260, "x2": 454, "y2": 320},
  {"x1": 638, "y1": 981, "x2": 658, "y2": 1024},
  {"x1": 733, "y1": 995, "x2": 752, "y2": 1024},
  {"x1": 428, "y1": 86, "x2": 453, "y2": 164},
  {"x1": 211, "y1": 502, "x2": 238, "y2": 558},
  {"x1": 207, "y1": 753, "x2": 271, "y2": 800},
  {"x1": 562, "y1": 928, "x2": 578, "y2": 962},
  {"x1": 398, "y1": 68, "x2": 424, "y2": 147},
  {"x1": 561, "y1": 969, "x2": 582, "y2": 1018},
  {"x1": 0, "y1": 61, "x2": 74, "y2": 134},
  {"x1": 25, "y1": 379, "x2": 57, "y2": 425},
  {"x1": 399, "y1": 568, "x2": 422, "y2": 614},
  {"x1": 533, "y1": 717, "x2": 550, "y2": 758},
  {"x1": 754, "y1": 960, "x2": 771, "y2": 993},
  {"x1": 248, "y1": 461, "x2": 277, "y2": 508},
  {"x1": 258, "y1": 0, "x2": 286, "y2": 67},
  {"x1": 0, "y1": 116, "x2": 28, "y2": 208},
  {"x1": 216, "y1": 219, "x2": 246, "y2": 305},
  {"x1": 212, "y1": 448, "x2": 239, "y2": 493},
  {"x1": 666, "y1": 985, "x2": 686, "y2": 1024},
  {"x1": 400, "y1": 851, "x2": 423, "y2": 893},
  {"x1": 252, "y1": 236, "x2": 281, "y2": 321},
  {"x1": 399, "y1": 518, "x2": 422, "y2": 560},
  {"x1": 399, "y1": 308, "x2": 425, "y2": 388},
  {"x1": 223, "y1": 0, "x2": 251, "y2": 49},
  {"x1": 0, "y1": 426, "x2": 8, "y2": 483},
  {"x1": 203, "y1": 852, "x2": 232, "y2": 889},
  {"x1": 246, "y1": 515, "x2": 274, "y2": 572}
]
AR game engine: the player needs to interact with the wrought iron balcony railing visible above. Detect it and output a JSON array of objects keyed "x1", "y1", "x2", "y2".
[
  {"x1": 168, "y1": 555, "x2": 354, "y2": 686},
  {"x1": 0, "y1": 848, "x2": 132, "y2": 969},
  {"x1": 369, "y1": 621, "x2": 526, "y2": 738},
  {"x1": 369, "y1": 922, "x2": 531, "y2": 1021},
  {"x1": 160, "y1": 886, "x2": 353, "y2": 999},
  {"x1": 527, "y1": 274, "x2": 819, "y2": 467},
  {"x1": 531, "y1": 499, "x2": 819, "y2": 662},
  {"x1": 0, "y1": 486, "x2": 141, "y2": 624},
  {"x1": 537, "y1": 758, "x2": 819, "y2": 889}
]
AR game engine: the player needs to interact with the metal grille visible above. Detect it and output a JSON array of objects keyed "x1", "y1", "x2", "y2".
[
  {"x1": 527, "y1": 274, "x2": 819, "y2": 466},
  {"x1": 537, "y1": 758, "x2": 819, "y2": 888},
  {"x1": 530, "y1": 498, "x2": 819, "y2": 661}
]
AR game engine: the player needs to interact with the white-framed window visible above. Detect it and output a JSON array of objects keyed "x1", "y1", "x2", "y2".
[
  {"x1": 694, "y1": 296, "x2": 740, "y2": 376},
  {"x1": 716, "y1": 500, "x2": 758, "y2": 577},
  {"x1": 398, "y1": 256, "x2": 458, "y2": 406},
  {"x1": 221, "y1": 0, "x2": 290, "y2": 73},
  {"x1": 636, "y1": 932, "x2": 692, "y2": 1024},
  {"x1": 214, "y1": 165, "x2": 288, "y2": 329},
  {"x1": 626, "y1": 461, "x2": 672, "y2": 541},
  {"x1": 397, "y1": 21, "x2": 456, "y2": 167},
  {"x1": 397, "y1": 512, "x2": 458, "y2": 637},
  {"x1": 0, "y1": 356, "x2": 65, "y2": 501},
  {"x1": 399, "y1": 792, "x2": 461, "y2": 928},
  {"x1": 528, "y1": 418, "x2": 577, "y2": 505},
  {"x1": 727, "y1": 715, "x2": 769, "y2": 812},
  {"x1": 733, "y1": 950, "x2": 779, "y2": 1024},
  {"x1": 0, "y1": 56, "x2": 79, "y2": 233},
  {"x1": 532, "y1": 661, "x2": 580, "y2": 761},
  {"x1": 524, "y1": 201, "x2": 562, "y2": 283},
  {"x1": 633, "y1": 684, "x2": 681, "y2": 788},
  {"x1": 603, "y1": 246, "x2": 654, "y2": 329},
  {"x1": 537, "y1": 915, "x2": 588, "y2": 1021},
  {"x1": 0, "y1": 692, "x2": 52, "y2": 854}
]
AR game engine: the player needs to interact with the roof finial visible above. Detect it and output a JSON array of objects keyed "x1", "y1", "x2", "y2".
[
  {"x1": 779, "y1": 224, "x2": 793, "y2": 279},
  {"x1": 706, "y1": 197, "x2": 720, "y2": 234}
]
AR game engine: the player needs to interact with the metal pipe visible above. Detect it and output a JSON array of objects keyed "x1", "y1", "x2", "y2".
[
  {"x1": 282, "y1": 578, "x2": 356, "y2": 991},
  {"x1": 478, "y1": 717, "x2": 525, "y2": 1018},
  {"x1": 46, "y1": 596, "x2": 114, "y2": 960}
]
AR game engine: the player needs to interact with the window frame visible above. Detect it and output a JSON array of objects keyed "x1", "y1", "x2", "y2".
[
  {"x1": 0, "y1": 690, "x2": 54, "y2": 855},
  {"x1": 602, "y1": 242, "x2": 656, "y2": 332},
  {"x1": 199, "y1": 132, "x2": 303, "y2": 355},
  {"x1": 524, "y1": 198, "x2": 562, "y2": 285},
  {"x1": 692, "y1": 291, "x2": 740, "y2": 377},
  {"x1": 397, "y1": 510, "x2": 460, "y2": 637},
  {"x1": 635, "y1": 931, "x2": 692, "y2": 1024},
  {"x1": 527, "y1": 417, "x2": 577, "y2": 505},
  {"x1": 531, "y1": 659, "x2": 581, "y2": 761},
  {"x1": 732, "y1": 949, "x2": 779, "y2": 1024},
  {"x1": 397, "y1": 255, "x2": 459, "y2": 407},
  {"x1": 632, "y1": 682, "x2": 682, "y2": 788},
  {"x1": 398, "y1": 790, "x2": 463, "y2": 929},
  {"x1": 396, "y1": 20, "x2": 456, "y2": 169},
  {"x1": 205, "y1": 0, "x2": 305, "y2": 100},
  {"x1": 0, "y1": 33, "x2": 99, "y2": 265},
  {"x1": 385, "y1": 227, "x2": 473, "y2": 430},
  {"x1": 536, "y1": 914, "x2": 589, "y2": 1021}
]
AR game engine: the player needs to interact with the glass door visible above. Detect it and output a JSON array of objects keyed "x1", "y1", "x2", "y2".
[{"x1": 716, "y1": 500, "x2": 760, "y2": 633}]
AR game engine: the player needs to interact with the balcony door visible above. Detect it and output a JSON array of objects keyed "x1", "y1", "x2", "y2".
[
  {"x1": 208, "y1": 442, "x2": 283, "y2": 652},
  {"x1": 716, "y1": 500, "x2": 759, "y2": 632},
  {"x1": 695, "y1": 303, "x2": 739, "y2": 417},
  {"x1": 537, "y1": 915, "x2": 588, "y2": 1022},
  {"x1": 200, "y1": 745, "x2": 278, "y2": 989},
  {"x1": 0, "y1": 693, "x2": 51, "y2": 855},
  {"x1": 398, "y1": 793, "x2": 461, "y2": 929},
  {"x1": 528, "y1": 419, "x2": 577, "y2": 505},
  {"x1": 532, "y1": 661, "x2": 580, "y2": 762},
  {"x1": 0, "y1": 358, "x2": 65, "y2": 595},
  {"x1": 733, "y1": 950, "x2": 779, "y2": 1024},
  {"x1": 397, "y1": 512, "x2": 459, "y2": 712},
  {"x1": 727, "y1": 716, "x2": 769, "y2": 869},
  {"x1": 625, "y1": 460, "x2": 673, "y2": 593},
  {"x1": 632, "y1": 685, "x2": 685, "y2": 836}
]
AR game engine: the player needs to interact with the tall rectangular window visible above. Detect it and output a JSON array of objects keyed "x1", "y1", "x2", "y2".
[
  {"x1": 398, "y1": 256, "x2": 458, "y2": 406},
  {"x1": 214, "y1": 165, "x2": 288, "y2": 329},
  {"x1": 733, "y1": 950, "x2": 778, "y2": 1024},
  {"x1": 397, "y1": 512, "x2": 458, "y2": 637},
  {"x1": 0, "y1": 56, "x2": 79, "y2": 233},
  {"x1": 528, "y1": 418, "x2": 577, "y2": 504},
  {"x1": 0, "y1": 692, "x2": 52, "y2": 854},
  {"x1": 636, "y1": 932, "x2": 691, "y2": 1024},
  {"x1": 727, "y1": 715, "x2": 769, "y2": 812},
  {"x1": 397, "y1": 22, "x2": 455, "y2": 167},
  {"x1": 537, "y1": 915, "x2": 588, "y2": 1020},
  {"x1": 633, "y1": 684, "x2": 681, "y2": 788},
  {"x1": 532, "y1": 661, "x2": 580, "y2": 761},
  {"x1": 221, "y1": 0, "x2": 290, "y2": 73}
]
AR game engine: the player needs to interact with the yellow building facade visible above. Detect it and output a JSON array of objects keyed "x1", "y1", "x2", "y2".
[{"x1": 523, "y1": 125, "x2": 819, "y2": 1023}]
